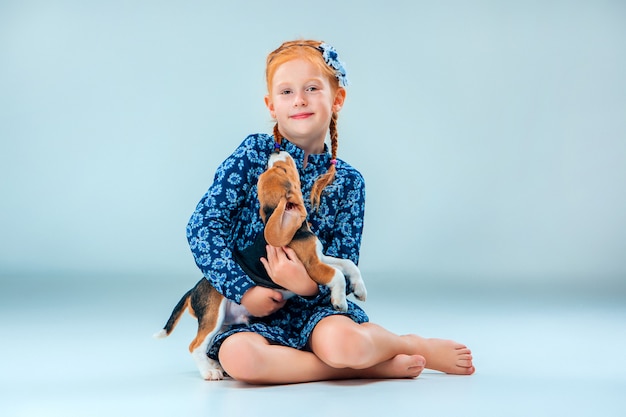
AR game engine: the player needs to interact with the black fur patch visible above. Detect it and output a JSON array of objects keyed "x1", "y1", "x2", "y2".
[
  {"x1": 291, "y1": 223, "x2": 314, "y2": 241},
  {"x1": 261, "y1": 205, "x2": 274, "y2": 221},
  {"x1": 233, "y1": 233, "x2": 285, "y2": 290}
]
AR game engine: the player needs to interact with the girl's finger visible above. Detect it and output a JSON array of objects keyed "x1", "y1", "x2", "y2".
[
  {"x1": 274, "y1": 246, "x2": 289, "y2": 261},
  {"x1": 281, "y1": 246, "x2": 300, "y2": 262},
  {"x1": 270, "y1": 290, "x2": 284, "y2": 303},
  {"x1": 265, "y1": 245, "x2": 278, "y2": 263},
  {"x1": 260, "y1": 257, "x2": 271, "y2": 274}
]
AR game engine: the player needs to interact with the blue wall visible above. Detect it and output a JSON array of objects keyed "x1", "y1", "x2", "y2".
[{"x1": 1, "y1": 0, "x2": 625, "y2": 289}]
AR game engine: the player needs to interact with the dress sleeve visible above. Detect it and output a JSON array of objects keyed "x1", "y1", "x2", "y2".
[
  {"x1": 325, "y1": 169, "x2": 366, "y2": 265},
  {"x1": 186, "y1": 136, "x2": 266, "y2": 304}
]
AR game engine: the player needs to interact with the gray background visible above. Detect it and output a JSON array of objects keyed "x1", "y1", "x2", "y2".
[
  {"x1": 2, "y1": 0, "x2": 625, "y2": 291},
  {"x1": 2, "y1": 2, "x2": 625, "y2": 416}
]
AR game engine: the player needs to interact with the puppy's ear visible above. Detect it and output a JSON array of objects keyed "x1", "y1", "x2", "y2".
[{"x1": 264, "y1": 197, "x2": 303, "y2": 247}]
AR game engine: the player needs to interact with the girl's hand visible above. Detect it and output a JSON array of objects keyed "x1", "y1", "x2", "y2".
[
  {"x1": 240, "y1": 286, "x2": 286, "y2": 317},
  {"x1": 260, "y1": 245, "x2": 319, "y2": 297}
]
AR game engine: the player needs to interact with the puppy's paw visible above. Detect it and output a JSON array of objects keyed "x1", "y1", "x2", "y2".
[
  {"x1": 331, "y1": 297, "x2": 348, "y2": 312},
  {"x1": 351, "y1": 281, "x2": 367, "y2": 301},
  {"x1": 197, "y1": 358, "x2": 225, "y2": 381},
  {"x1": 202, "y1": 368, "x2": 225, "y2": 381}
]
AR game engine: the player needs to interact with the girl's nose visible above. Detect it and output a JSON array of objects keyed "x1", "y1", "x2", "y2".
[{"x1": 293, "y1": 92, "x2": 306, "y2": 107}]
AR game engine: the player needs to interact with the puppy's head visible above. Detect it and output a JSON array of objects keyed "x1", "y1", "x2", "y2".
[{"x1": 257, "y1": 152, "x2": 307, "y2": 247}]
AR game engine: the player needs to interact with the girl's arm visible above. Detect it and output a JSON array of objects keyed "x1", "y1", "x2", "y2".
[
  {"x1": 187, "y1": 135, "x2": 268, "y2": 304},
  {"x1": 323, "y1": 167, "x2": 366, "y2": 266}
]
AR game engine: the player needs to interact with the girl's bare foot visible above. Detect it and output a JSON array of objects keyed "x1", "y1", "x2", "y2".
[
  {"x1": 404, "y1": 335, "x2": 475, "y2": 375},
  {"x1": 363, "y1": 354, "x2": 426, "y2": 379}
]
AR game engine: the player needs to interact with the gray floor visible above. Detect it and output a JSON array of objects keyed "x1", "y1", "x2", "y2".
[{"x1": 1, "y1": 274, "x2": 625, "y2": 417}]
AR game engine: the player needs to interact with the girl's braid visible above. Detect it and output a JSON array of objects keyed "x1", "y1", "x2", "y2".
[
  {"x1": 329, "y1": 112, "x2": 339, "y2": 160},
  {"x1": 272, "y1": 123, "x2": 283, "y2": 153},
  {"x1": 310, "y1": 112, "x2": 339, "y2": 210}
]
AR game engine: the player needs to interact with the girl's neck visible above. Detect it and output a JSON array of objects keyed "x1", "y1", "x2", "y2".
[{"x1": 282, "y1": 136, "x2": 325, "y2": 168}]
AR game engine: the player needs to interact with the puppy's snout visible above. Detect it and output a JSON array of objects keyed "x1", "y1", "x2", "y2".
[{"x1": 268, "y1": 151, "x2": 290, "y2": 167}]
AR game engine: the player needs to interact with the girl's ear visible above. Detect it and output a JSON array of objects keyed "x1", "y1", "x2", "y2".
[
  {"x1": 265, "y1": 95, "x2": 275, "y2": 118},
  {"x1": 332, "y1": 88, "x2": 346, "y2": 113}
]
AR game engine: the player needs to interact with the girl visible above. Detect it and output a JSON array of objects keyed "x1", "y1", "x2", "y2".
[{"x1": 187, "y1": 39, "x2": 475, "y2": 384}]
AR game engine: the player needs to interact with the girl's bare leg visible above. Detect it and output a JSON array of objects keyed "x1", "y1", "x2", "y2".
[
  {"x1": 309, "y1": 316, "x2": 475, "y2": 375},
  {"x1": 218, "y1": 332, "x2": 425, "y2": 385}
]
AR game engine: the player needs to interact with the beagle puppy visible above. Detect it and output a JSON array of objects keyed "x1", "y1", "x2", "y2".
[{"x1": 154, "y1": 151, "x2": 367, "y2": 380}]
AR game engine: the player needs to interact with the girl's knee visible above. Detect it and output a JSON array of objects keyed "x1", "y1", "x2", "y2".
[
  {"x1": 311, "y1": 316, "x2": 372, "y2": 369},
  {"x1": 218, "y1": 333, "x2": 267, "y2": 383}
]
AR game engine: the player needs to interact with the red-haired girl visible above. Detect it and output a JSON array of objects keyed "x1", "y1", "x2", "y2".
[{"x1": 187, "y1": 40, "x2": 474, "y2": 384}]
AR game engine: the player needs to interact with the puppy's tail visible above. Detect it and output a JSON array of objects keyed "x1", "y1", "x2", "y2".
[{"x1": 153, "y1": 289, "x2": 193, "y2": 339}]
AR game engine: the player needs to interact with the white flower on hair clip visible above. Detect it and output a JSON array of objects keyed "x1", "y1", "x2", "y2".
[{"x1": 318, "y1": 42, "x2": 349, "y2": 87}]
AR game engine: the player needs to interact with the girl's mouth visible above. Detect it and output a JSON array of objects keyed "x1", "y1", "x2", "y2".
[{"x1": 290, "y1": 112, "x2": 313, "y2": 119}]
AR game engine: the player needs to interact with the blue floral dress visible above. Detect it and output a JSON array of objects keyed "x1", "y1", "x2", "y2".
[{"x1": 187, "y1": 133, "x2": 369, "y2": 360}]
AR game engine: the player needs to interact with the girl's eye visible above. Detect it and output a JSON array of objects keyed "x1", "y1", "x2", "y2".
[
  {"x1": 280, "y1": 89, "x2": 292, "y2": 95},
  {"x1": 306, "y1": 86, "x2": 318, "y2": 92}
]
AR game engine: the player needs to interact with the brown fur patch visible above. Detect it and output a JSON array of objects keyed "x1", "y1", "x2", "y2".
[{"x1": 188, "y1": 285, "x2": 224, "y2": 352}]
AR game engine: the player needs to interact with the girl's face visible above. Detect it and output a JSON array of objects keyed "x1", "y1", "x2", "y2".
[{"x1": 265, "y1": 58, "x2": 345, "y2": 154}]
